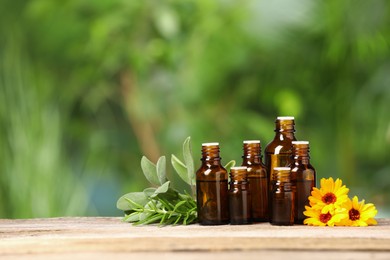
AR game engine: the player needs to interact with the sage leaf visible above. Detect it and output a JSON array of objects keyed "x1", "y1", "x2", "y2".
[
  {"x1": 183, "y1": 136, "x2": 195, "y2": 185},
  {"x1": 118, "y1": 136, "x2": 198, "y2": 226},
  {"x1": 224, "y1": 160, "x2": 236, "y2": 172},
  {"x1": 116, "y1": 192, "x2": 148, "y2": 211},
  {"x1": 124, "y1": 212, "x2": 141, "y2": 222},
  {"x1": 136, "y1": 214, "x2": 163, "y2": 226},
  {"x1": 154, "y1": 181, "x2": 170, "y2": 195},
  {"x1": 139, "y1": 211, "x2": 153, "y2": 222},
  {"x1": 171, "y1": 154, "x2": 190, "y2": 185},
  {"x1": 156, "y1": 186, "x2": 179, "y2": 201},
  {"x1": 143, "y1": 187, "x2": 156, "y2": 197},
  {"x1": 156, "y1": 156, "x2": 167, "y2": 185},
  {"x1": 141, "y1": 156, "x2": 160, "y2": 186}
]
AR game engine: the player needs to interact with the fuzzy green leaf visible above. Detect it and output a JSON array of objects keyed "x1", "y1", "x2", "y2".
[
  {"x1": 224, "y1": 160, "x2": 236, "y2": 172},
  {"x1": 154, "y1": 181, "x2": 170, "y2": 195},
  {"x1": 141, "y1": 156, "x2": 160, "y2": 186},
  {"x1": 155, "y1": 186, "x2": 180, "y2": 202},
  {"x1": 135, "y1": 214, "x2": 163, "y2": 225},
  {"x1": 116, "y1": 192, "x2": 148, "y2": 211},
  {"x1": 143, "y1": 187, "x2": 156, "y2": 197},
  {"x1": 156, "y1": 156, "x2": 167, "y2": 185},
  {"x1": 171, "y1": 154, "x2": 191, "y2": 185},
  {"x1": 183, "y1": 137, "x2": 195, "y2": 185},
  {"x1": 123, "y1": 212, "x2": 141, "y2": 222}
]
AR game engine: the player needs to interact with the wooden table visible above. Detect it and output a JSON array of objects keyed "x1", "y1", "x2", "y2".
[{"x1": 1, "y1": 217, "x2": 389, "y2": 259}]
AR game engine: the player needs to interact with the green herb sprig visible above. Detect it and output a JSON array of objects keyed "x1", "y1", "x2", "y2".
[{"x1": 116, "y1": 137, "x2": 235, "y2": 225}]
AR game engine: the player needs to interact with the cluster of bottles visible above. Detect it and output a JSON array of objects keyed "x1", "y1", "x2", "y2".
[{"x1": 196, "y1": 116, "x2": 316, "y2": 225}]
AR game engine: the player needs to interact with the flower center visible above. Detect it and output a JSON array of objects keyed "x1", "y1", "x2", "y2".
[
  {"x1": 322, "y1": 193, "x2": 336, "y2": 204},
  {"x1": 319, "y1": 213, "x2": 332, "y2": 223},
  {"x1": 349, "y1": 208, "x2": 360, "y2": 221}
]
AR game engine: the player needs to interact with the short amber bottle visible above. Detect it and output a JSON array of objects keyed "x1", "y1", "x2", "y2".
[
  {"x1": 196, "y1": 143, "x2": 229, "y2": 225},
  {"x1": 290, "y1": 141, "x2": 316, "y2": 224},
  {"x1": 271, "y1": 167, "x2": 294, "y2": 226},
  {"x1": 229, "y1": 166, "x2": 252, "y2": 225},
  {"x1": 241, "y1": 140, "x2": 268, "y2": 222}
]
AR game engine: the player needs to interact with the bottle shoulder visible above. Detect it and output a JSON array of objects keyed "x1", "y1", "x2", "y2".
[
  {"x1": 243, "y1": 164, "x2": 267, "y2": 177},
  {"x1": 290, "y1": 163, "x2": 316, "y2": 172},
  {"x1": 265, "y1": 138, "x2": 296, "y2": 154},
  {"x1": 196, "y1": 164, "x2": 228, "y2": 180},
  {"x1": 290, "y1": 165, "x2": 316, "y2": 181}
]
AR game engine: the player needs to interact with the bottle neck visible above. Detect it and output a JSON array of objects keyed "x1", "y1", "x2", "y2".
[
  {"x1": 273, "y1": 173, "x2": 292, "y2": 190},
  {"x1": 242, "y1": 141, "x2": 262, "y2": 164},
  {"x1": 275, "y1": 131, "x2": 296, "y2": 141},
  {"x1": 293, "y1": 155, "x2": 310, "y2": 165},
  {"x1": 201, "y1": 144, "x2": 222, "y2": 166},
  {"x1": 230, "y1": 167, "x2": 248, "y2": 185},
  {"x1": 274, "y1": 119, "x2": 296, "y2": 140},
  {"x1": 272, "y1": 168, "x2": 291, "y2": 183},
  {"x1": 242, "y1": 157, "x2": 262, "y2": 165},
  {"x1": 292, "y1": 143, "x2": 310, "y2": 165},
  {"x1": 201, "y1": 158, "x2": 222, "y2": 166}
]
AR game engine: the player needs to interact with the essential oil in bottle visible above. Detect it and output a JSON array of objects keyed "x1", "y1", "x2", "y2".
[
  {"x1": 229, "y1": 166, "x2": 252, "y2": 225},
  {"x1": 291, "y1": 141, "x2": 316, "y2": 224},
  {"x1": 265, "y1": 116, "x2": 297, "y2": 219},
  {"x1": 196, "y1": 142, "x2": 229, "y2": 225},
  {"x1": 271, "y1": 167, "x2": 294, "y2": 226},
  {"x1": 241, "y1": 140, "x2": 268, "y2": 222}
]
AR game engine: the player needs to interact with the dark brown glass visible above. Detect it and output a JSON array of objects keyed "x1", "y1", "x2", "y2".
[
  {"x1": 241, "y1": 140, "x2": 268, "y2": 222},
  {"x1": 271, "y1": 167, "x2": 294, "y2": 226},
  {"x1": 229, "y1": 166, "x2": 252, "y2": 225},
  {"x1": 290, "y1": 141, "x2": 316, "y2": 224},
  {"x1": 196, "y1": 143, "x2": 229, "y2": 225},
  {"x1": 265, "y1": 116, "x2": 297, "y2": 219}
]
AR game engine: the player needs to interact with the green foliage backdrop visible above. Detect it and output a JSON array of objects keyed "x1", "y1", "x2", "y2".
[{"x1": 0, "y1": 0, "x2": 389, "y2": 218}]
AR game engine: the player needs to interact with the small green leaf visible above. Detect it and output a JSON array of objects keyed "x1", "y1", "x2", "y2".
[
  {"x1": 160, "y1": 213, "x2": 168, "y2": 225},
  {"x1": 116, "y1": 192, "x2": 148, "y2": 211},
  {"x1": 153, "y1": 181, "x2": 170, "y2": 195},
  {"x1": 123, "y1": 212, "x2": 141, "y2": 222},
  {"x1": 138, "y1": 211, "x2": 153, "y2": 222},
  {"x1": 141, "y1": 156, "x2": 160, "y2": 186},
  {"x1": 173, "y1": 214, "x2": 182, "y2": 225},
  {"x1": 171, "y1": 200, "x2": 187, "y2": 216},
  {"x1": 171, "y1": 154, "x2": 190, "y2": 185},
  {"x1": 183, "y1": 137, "x2": 195, "y2": 185},
  {"x1": 224, "y1": 160, "x2": 236, "y2": 172},
  {"x1": 137, "y1": 214, "x2": 163, "y2": 225},
  {"x1": 156, "y1": 187, "x2": 180, "y2": 202},
  {"x1": 143, "y1": 187, "x2": 156, "y2": 197},
  {"x1": 156, "y1": 156, "x2": 167, "y2": 185}
]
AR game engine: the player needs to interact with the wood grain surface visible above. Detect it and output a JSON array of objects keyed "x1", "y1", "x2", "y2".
[{"x1": 0, "y1": 217, "x2": 389, "y2": 259}]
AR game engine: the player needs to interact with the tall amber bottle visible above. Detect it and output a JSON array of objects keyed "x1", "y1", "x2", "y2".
[
  {"x1": 291, "y1": 141, "x2": 316, "y2": 224},
  {"x1": 241, "y1": 140, "x2": 268, "y2": 222},
  {"x1": 229, "y1": 166, "x2": 252, "y2": 225},
  {"x1": 270, "y1": 167, "x2": 294, "y2": 226},
  {"x1": 265, "y1": 116, "x2": 297, "y2": 219},
  {"x1": 196, "y1": 142, "x2": 229, "y2": 225}
]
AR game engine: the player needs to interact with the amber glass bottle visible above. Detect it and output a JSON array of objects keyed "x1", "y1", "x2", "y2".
[
  {"x1": 291, "y1": 141, "x2": 316, "y2": 224},
  {"x1": 229, "y1": 166, "x2": 252, "y2": 225},
  {"x1": 196, "y1": 143, "x2": 229, "y2": 225},
  {"x1": 271, "y1": 167, "x2": 294, "y2": 226},
  {"x1": 241, "y1": 140, "x2": 268, "y2": 222},
  {"x1": 265, "y1": 116, "x2": 296, "y2": 219},
  {"x1": 265, "y1": 116, "x2": 297, "y2": 184}
]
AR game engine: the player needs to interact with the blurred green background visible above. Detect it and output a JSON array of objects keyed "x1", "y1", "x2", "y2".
[{"x1": 0, "y1": 0, "x2": 389, "y2": 218}]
